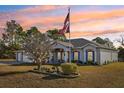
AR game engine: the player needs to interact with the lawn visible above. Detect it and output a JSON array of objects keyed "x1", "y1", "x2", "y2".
[{"x1": 0, "y1": 62, "x2": 124, "y2": 88}]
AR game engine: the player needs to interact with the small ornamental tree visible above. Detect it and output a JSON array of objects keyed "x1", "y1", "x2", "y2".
[{"x1": 23, "y1": 31, "x2": 53, "y2": 71}]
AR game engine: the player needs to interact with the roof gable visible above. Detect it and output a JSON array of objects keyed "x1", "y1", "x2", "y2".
[{"x1": 81, "y1": 43, "x2": 98, "y2": 48}]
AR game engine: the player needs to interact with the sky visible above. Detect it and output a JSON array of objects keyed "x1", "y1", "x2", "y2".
[{"x1": 0, "y1": 5, "x2": 124, "y2": 47}]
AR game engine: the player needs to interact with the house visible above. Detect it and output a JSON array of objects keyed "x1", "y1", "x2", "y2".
[{"x1": 16, "y1": 38, "x2": 118, "y2": 65}]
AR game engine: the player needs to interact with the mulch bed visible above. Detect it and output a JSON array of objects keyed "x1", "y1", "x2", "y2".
[{"x1": 29, "y1": 70, "x2": 80, "y2": 78}]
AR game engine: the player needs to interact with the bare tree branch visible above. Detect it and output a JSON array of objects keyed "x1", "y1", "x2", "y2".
[
  {"x1": 117, "y1": 35, "x2": 124, "y2": 47},
  {"x1": 23, "y1": 32, "x2": 53, "y2": 70}
]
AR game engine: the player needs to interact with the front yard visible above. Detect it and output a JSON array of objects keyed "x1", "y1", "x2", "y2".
[{"x1": 0, "y1": 62, "x2": 124, "y2": 88}]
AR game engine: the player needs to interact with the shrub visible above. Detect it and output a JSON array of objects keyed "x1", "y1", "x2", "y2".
[
  {"x1": 41, "y1": 67, "x2": 48, "y2": 72},
  {"x1": 77, "y1": 60, "x2": 83, "y2": 64},
  {"x1": 71, "y1": 60, "x2": 83, "y2": 65},
  {"x1": 51, "y1": 66, "x2": 60, "y2": 73},
  {"x1": 93, "y1": 62, "x2": 98, "y2": 65},
  {"x1": 107, "y1": 60, "x2": 111, "y2": 64},
  {"x1": 61, "y1": 63, "x2": 78, "y2": 75},
  {"x1": 104, "y1": 61, "x2": 107, "y2": 65},
  {"x1": 87, "y1": 61, "x2": 94, "y2": 64},
  {"x1": 71, "y1": 60, "x2": 76, "y2": 63}
]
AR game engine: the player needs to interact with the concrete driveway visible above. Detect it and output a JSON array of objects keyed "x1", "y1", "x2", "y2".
[{"x1": 0, "y1": 61, "x2": 20, "y2": 65}]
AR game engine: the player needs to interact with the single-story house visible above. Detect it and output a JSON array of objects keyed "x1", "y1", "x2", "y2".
[{"x1": 16, "y1": 38, "x2": 118, "y2": 65}]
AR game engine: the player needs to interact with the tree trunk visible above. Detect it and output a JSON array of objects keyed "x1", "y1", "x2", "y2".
[
  {"x1": 37, "y1": 63, "x2": 41, "y2": 71},
  {"x1": 37, "y1": 59, "x2": 42, "y2": 71}
]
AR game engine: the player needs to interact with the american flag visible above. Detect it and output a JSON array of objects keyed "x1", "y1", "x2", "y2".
[{"x1": 59, "y1": 8, "x2": 70, "y2": 34}]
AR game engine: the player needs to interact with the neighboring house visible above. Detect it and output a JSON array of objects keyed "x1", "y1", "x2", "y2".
[{"x1": 16, "y1": 38, "x2": 118, "y2": 65}]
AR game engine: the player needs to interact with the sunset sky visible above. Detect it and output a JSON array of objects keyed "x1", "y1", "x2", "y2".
[{"x1": 0, "y1": 5, "x2": 124, "y2": 47}]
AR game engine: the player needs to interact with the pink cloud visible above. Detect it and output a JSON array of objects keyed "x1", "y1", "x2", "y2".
[
  {"x1": 0, "y1": 5, "x2": 124, "y2": 39},
  {"x1": 17, "y1": 8, "x2": 124, "y2": 31},
  {"x1": 67, "y1": 29, "x2": 124, "y2": 38},
  {"x1": 18, "y1": 5, "x2": 68, "y2": 14}
]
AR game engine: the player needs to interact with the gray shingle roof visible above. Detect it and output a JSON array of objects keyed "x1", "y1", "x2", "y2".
[
  {"x1": 55, "y1": 40, "x2": 73, "y2": 47},
  {"x1": 66, "y1": 38, "x2": 93, "y2": 47},
  {"x1": 66, "y1": 38, "x2": 117, "y2": 50}
]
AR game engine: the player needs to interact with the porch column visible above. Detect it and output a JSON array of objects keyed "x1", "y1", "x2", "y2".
[
  {"x1": 68, "y1": 47, "x2": 72, "y2": 63},
  {"x1": 62, "y1": 52, "x2": 64, "y2": 61},
  {"x1": 84, "y1": 50, "x2": 87, "y2": 63},
  {"x1": 64, "y1": 51, "x2": 68, "y2": 62},
  {"x1": 53, "y1": 51, "x2": 57, "y2": 63},
  {"x1": 49, "y1": 52, "x2": 53, "y2": 64},
  {"x1": 69, "y1": 51, "x2": 72, "y2": 62},
  {"x1": 60, "y1": 51, "x2": 62, "y2": 60}
]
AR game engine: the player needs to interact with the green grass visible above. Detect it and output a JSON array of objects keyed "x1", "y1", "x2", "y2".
[{"x1": 0, "y1": 62, "x2": 124, "y2": 88}]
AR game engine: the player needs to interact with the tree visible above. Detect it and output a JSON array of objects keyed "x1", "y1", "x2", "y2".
[
  {"x1": 104, "y1": 38, "x2": 115, "y2": 48},
  {"x1": 26, "y1": 26, "x2": 40, "y2": 36},
  {"x1": 0, "y1": 39, "x2": 15, "y2": 59},
  {"x1": 23, "y1": 31, "x2": 53, "y2": 71},
  {"x1": 92, "y1": 37, "x2": 106, "y2": 44},
  {"x1": 46, "y1": 29, "x2": 66, "y2": 41},
  {"x1": 4, "y1": 20, "x2": 23, "y2": 46},
  {"x1": 116, "y1": 35, "x2": 124, "y2": 62},
  {"x1": 92, "y1": 37, "x2": 115, "y2": 48},
  {"x1": 117, "y1": 35, "x2": 124, "y2": 47},
  {"x1": 118, "y1": 46, "x2": 124, "y2": 61},
  {"x1": 0, "y1": 20, "x2": 26, "y2": 59},
  {"x1": 3, "y1": 20, "x2": 25, "y2": 51}
]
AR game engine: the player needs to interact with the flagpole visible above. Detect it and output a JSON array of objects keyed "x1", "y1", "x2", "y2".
[
  {"x1": 69, "y1": 29, "x2": 71, "y2": 63},
  {"x1": 68, "y1": 7, "x2": 71, "y2": 63}
]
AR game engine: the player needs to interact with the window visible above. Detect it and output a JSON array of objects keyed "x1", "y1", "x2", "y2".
[
  {"x1": 86, "y1": 50, "x2": 94, "y2": 62},
  {"x1": 88, "y1": 51, "x2": 93, "y2": 61},
  {"x1": 74, "y1": 51, "x2": 78, "y2": 60}
]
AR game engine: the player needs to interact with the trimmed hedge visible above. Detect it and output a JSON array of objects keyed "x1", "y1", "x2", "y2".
[{"x1": 61, "y1": 63, "x2": 78, "y2": 75}]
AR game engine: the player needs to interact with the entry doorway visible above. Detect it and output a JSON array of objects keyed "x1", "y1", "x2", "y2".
[{"x1": 54, "y1": 48, "x2": 65, "y2": 63}]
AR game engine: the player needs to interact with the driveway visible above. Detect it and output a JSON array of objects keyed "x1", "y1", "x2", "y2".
[{"x1": 0, "y1": 61, "x2": 20, "y2": 65}]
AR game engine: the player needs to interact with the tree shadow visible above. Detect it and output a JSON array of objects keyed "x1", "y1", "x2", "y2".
[
  {"x1": 0, "y1": 62, "x2": 36, "y2": 66},
  {"x1": 42, "y1": 74, "x2": 77, "y2": 80},
  {"x1": 42, "y1": 75, "x2": 62, "y2": 80},
  {"x1": 0, "y1": 71, "x2": 29, "y2": 76},
  {"x1": 11, "y1": 63, "x2": 37, "y2": 66}
]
